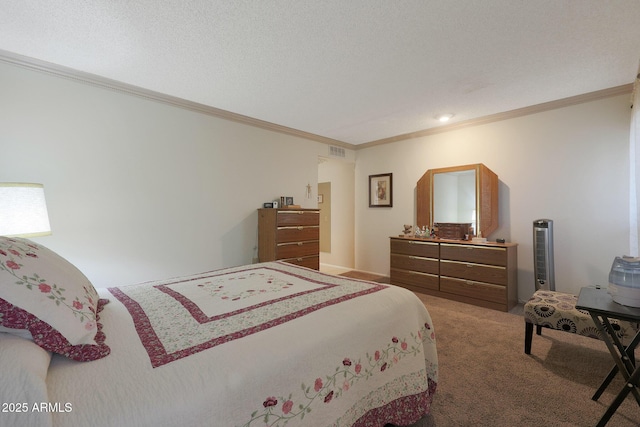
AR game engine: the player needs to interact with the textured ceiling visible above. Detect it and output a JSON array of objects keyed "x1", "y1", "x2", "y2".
[{"x1": 1, "y1": 1, "x2": 639, "y2": 145}]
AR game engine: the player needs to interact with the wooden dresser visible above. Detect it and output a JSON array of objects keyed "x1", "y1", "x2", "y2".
[
  {"x1": 390, "y1": 236, "x2": 517, "y2": 311},
  {"x1": 258, "y1": 208, "x2": 320, "y2": 270}
]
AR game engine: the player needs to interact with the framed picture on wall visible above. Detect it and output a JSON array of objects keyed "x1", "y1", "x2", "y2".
[{"x1": 369, "y1": 173, "x2": 393, "y2": 207}]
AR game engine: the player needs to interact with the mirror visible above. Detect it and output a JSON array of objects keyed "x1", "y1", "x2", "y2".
[
  {"x1": 417, "y1": 163, "x2": 498, "y2": 238},
  {"x1": 433, "y1": 169, "x2": 476, "y2": 227}
]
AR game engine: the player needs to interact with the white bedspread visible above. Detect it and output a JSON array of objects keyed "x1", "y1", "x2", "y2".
[{"x1": 41, "y1": 262, "x2": 437, "y2": 426}]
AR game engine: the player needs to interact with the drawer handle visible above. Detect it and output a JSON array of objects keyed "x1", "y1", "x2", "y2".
[
  {"x1": 297, "y1": 211, "x2": 303, "y2": 214},
  {"x1": 466, "y1": 264, "x2": 473, "y2": 268},
  {"x1": 297, "y1": 258, "x2": 303, "y2": 261},
  {"x1": 298, "y1": 242, "x2": 303, "y2": 246},
  {"x1": 297, "y1": 226, "x2": 303, "y2": 230}
]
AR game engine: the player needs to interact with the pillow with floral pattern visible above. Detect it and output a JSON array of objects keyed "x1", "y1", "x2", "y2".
[{"x1": 0, "y1": 237, "x2": 109, "y2": 361}]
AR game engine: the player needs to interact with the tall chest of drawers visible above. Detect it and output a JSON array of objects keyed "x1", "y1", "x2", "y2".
[
  {"x1": 390, "y1": 237, "x2": 517, "y2": 311},
  {"x1": 258, "y1": 208, "x2": 320, "y2": 270}
]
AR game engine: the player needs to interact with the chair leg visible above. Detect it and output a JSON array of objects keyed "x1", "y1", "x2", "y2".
[{"x1": 525, "y1": 322, "x2": 534, "y2": 354}]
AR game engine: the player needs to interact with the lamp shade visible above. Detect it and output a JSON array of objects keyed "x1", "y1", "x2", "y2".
[{"x1": 0, "y1": 183, "x2": 51, "y2": 237}]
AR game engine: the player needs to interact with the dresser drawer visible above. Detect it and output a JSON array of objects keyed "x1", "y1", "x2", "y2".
[
  {"x1": 276, "y1": 226, "x2": 319, "y2": 243},
  {"x1": 259, "y1": 208, "x2": 320, "y2": 270},
  {"x1": 276, "y1": 210, "x2": 320, "y2": 226},
  {"x1": 389, "y1": 236, "x2": 517, "y2": 312},
  {"x1": 283, "y1": 255, "x2": 319, "y2": 270},
  {"x1": 440, "y1": 243, "x2": 507, "y2": 266},
  {"x1": 440, "y1": 260, "x2": 507, "y2": 285},
  {"x1": 276, "y1": 241, "x2": 319, "y2": 259},
  {"x1": 440, "y1": 276, "x2": 506, "y2": 304},
  {"x1": 391, "y1": 253, "x2": 438, "y2": 275},
  {"x1": 390, "y1": 239, "x2": 439, "y2": 258},
  {"x1": 390, "y1": 268, "x2": 439, "y2": 291}
]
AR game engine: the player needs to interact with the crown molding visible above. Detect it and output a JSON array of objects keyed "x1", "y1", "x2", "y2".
[
  {"x1": 0, "y1": 49, "x2": 352, "y2": 148},
  {"x1": 1, "y1": 49, "x2": 631, "y2": 151},
  {"x1": 356, "y1": 83, "x2": 633, "y2": 149}
]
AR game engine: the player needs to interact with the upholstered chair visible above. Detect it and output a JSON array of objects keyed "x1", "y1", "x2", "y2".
[{"x1": 524, "y1": 290, "x2": 639, "y2": 354}]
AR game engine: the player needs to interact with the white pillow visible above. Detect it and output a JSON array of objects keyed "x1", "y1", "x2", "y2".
[{"x1": 0, "y1": 237, "x2": 109, "y2": 361}]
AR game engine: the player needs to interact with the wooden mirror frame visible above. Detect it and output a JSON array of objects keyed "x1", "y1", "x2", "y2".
[{"x1": 416, "y1": 163, "x2": 499, "y2": 238}]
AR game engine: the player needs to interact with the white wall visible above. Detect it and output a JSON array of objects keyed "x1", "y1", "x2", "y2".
[
  {"x1": 355, "y1": 94, "x2": 632, "y2": 300},
  {"x1": 1, "y1": 59, "x2": 633, "y2": 301},
  {"x1": 0, "y1": 61, "x2": 322, "y2": 287},
  {"x1": 318, "y1": 157, "x2": 355, "y2": 269}
]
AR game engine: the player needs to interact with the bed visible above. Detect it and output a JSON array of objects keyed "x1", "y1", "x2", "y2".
[{"x1": 0, "y1": 236, "x2": 438, "y2": 427}]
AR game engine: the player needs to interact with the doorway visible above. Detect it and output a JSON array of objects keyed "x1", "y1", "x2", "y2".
[
  {"x1": 318, "y1": 155, "x2": 355, "y2": 270},
  {"x1": 318, "y1": 182, "x2": 331, "y2": 253}
]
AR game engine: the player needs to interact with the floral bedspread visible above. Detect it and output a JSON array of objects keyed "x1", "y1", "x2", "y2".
[
  {"x1": 109, "y1": 263, "x2": 390, "y2": 368},
  {"x1": 45, "y1": 262, "x2": 438, "y2": 427}
]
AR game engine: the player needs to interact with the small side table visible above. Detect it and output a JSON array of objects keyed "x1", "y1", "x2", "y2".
[{"x1": 576, "y1": 287, "x2": 640, "y2": 427}]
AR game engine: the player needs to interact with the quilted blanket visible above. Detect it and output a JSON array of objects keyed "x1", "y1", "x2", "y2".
[{"x1": 43, "y1": 262, "x2": 438, "y2": 427}]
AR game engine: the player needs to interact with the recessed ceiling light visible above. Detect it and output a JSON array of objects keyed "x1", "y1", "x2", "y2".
[{"x1": 436, "y1": 113, "x2": 454, "y2": 123}]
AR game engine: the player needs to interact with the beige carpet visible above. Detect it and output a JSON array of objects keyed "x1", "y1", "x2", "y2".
[
  {"x1": 335, "y1": 271, "x2": 639, "y2": 425},
  {"x1": 416, "y1": 292, "x2": 640, "y2": 427}
]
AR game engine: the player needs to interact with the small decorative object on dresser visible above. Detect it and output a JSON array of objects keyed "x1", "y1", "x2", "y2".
[
  {"x1": 390, "y1": 236, "x2": 518, "y2": 311},
  {"x1": 258, "y1": 208, "x2": 320, "y2": 269}
]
